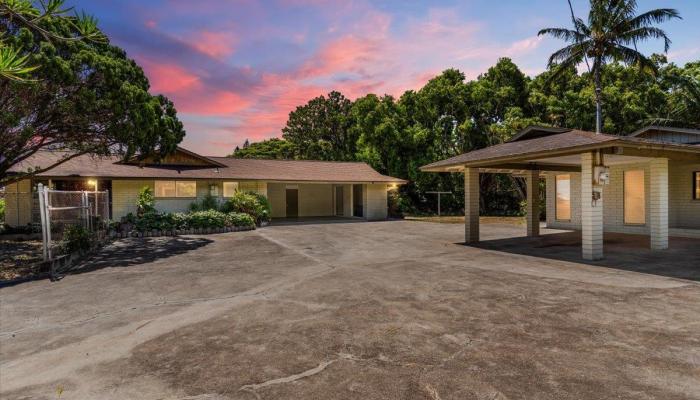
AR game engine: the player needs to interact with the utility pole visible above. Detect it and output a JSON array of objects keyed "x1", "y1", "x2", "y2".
[{"x1": 426, "y1": 191, "x2": 452, "y2": 217}]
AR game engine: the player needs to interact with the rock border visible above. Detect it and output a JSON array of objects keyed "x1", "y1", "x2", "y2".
[{"x1": 108, "y1": 225, "x2": 256, "y2": 239}]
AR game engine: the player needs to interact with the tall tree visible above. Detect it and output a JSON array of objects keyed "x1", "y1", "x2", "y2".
[
  {"x1": 282, "y1": 91, "x2": 356, "y2": 161},
  {"x1": 1, "y1": 0, "x2": 103, "y2": 81},
  {"x1": 230, "y1": 138, "x2": 295, "y2": 159},
  {"x1": 1, "y1": 1, "x2": 185, "y2": 185},
  {"x1": 538, "y1": 0, "x2": 680, "y2": 133}
]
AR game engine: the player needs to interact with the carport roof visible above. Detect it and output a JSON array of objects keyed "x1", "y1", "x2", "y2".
[
  {"x1": 421, "y1": 128, "x2": 700, "y2": 172},
  {"x1": 10, "y1": 150, "x2": 407, "y2": 184}
]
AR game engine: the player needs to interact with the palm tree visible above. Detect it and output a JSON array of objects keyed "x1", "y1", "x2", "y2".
[{"x1": 538, "y1": 0, "x2": 680, "y2": 133}]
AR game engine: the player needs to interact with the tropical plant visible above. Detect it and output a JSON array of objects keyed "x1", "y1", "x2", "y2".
[
  {"x1": 0, "y1": 0, "x2": 105, "y2": 82},
  {"x1": 136, "y1": 187, "x2": 155, "y2": 216},
  {"x1": 61, "y1": 224, "x2": 92, "y2": 254},
  {"x1": 189, "y1": 193, "x2": 220, "y2": 211},
  {"x1": 0, "y1": 0, "x2": 185, "y2": 186},
  {"x1": 221, "y1": 191, "x2": 271, "y2": 224},
  {"x1": 538, "y1": 0, "x2": 680, "y2": 133}
]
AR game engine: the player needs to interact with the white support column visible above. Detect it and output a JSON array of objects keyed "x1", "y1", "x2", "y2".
[
  {"x1": 649, "y1": 158, "x2": 669, "y2": 250},
  {"x1": 581, "y1": 152, "x2": 604, "y2": 260},
  {"x1": 464, "y1": 167, "x2": 480, "y2": 243},
  {"x1": 525, "y1": 170, "x2": 540, "y2": 237}
]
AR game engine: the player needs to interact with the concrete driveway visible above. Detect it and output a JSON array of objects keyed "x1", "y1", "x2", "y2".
[{"x1": 1, "y1": 221, "x2": 699, "y2": 399}]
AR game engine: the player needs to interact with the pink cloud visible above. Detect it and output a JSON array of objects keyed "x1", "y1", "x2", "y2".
[
  {"x1": 134, "y1": 2, "x2": 551, "y2": 154},
  {"x1": 188, "y1": 30, "x2": 237, "y2": 59},
  {"x1": 140, "y1": 60, "x2": 200, "y2": 93}
]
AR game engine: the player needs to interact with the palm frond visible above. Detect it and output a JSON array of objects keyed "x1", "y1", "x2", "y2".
[
  {"x1": 618, "y1": 26, "x2": 671, "y2": 52},
  {"x1": 626, "y1": 8, "x2": 681, "y2": 30},
  {"x1": 607, "y1": 43, "x2": 656, "y2": 73},
  {"x1": 546, "y1": 41, "x2": 589, "y2": 66},
  {"x1": 538, "y1": 27, "x2": 586, "y2": 43},
  {"x1": 0, "y1": 44, "x2": 39, "y2": 81}
]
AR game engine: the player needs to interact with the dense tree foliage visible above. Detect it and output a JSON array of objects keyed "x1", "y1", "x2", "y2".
[
  {"x1": 232, "y1": 57, "x2": 698, "y2": 216},
  {"x1": 230, "y1": 138, "x2": 296, "y2": 159},
  {"x1": 282, "y1": 91, "x2": 358, "y2": 161},
  {"x1": 1, "y1": 0, "x2": 185, "y2": 186}
]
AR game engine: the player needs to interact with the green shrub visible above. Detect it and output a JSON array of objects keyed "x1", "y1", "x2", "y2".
[
  {"x1": 61, "y1": 225, "x2": 92, "y2": 254},
  {"x1": 222, "y1": 191, "x2": 271, "y2": 224},
  {"x1": 137, "y1": 187, "x2": 155, "y2": 216},
  {"x1": 226, "y1": 212, "x2": 255, "y2": 227},
  {"x1": 119, "y1": 209, "x2": 255, "y2": 232},
  {"x1": 189, "y1": 194, "x2": 220, "y2": 212},
  {"x1": 0, "y1": 198, "x2": 5, "y2": 222}
]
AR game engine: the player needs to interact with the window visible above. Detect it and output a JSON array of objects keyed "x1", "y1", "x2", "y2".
[
  {"x1": 555, "y1": 174, "x2": 571, "y2": 221},
  {"x1": 223, "y1": 182, "x2": 239, "y2": 197},
  {"x1": 694, "y1": 172, "x2": 700, "y2": 200},
  {"x1": 624, "y1": 170, "x2": 645, "y2": 225},
  {"x1": 154, "y1": 181, "x2": 176, "y2": 197},
  {"x1": 154, "y1": 181, "x2": 196, "y2": 198}
]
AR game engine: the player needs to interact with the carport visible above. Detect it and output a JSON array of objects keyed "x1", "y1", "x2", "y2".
[
  {"x1": 267, "y1": 182, "x2": 367, "y2": 219},
  {"x1": 421, "y1": 126, "x2": 700, "y2": 260}
]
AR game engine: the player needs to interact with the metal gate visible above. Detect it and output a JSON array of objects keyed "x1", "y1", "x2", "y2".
[{"x1": 36, "y1": 183, "x2": 110, "y2": 262}]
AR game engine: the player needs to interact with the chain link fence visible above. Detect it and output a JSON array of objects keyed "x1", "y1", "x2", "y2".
[{"x1": 37, "y1": 184, "x2": 110, "y2": 265}]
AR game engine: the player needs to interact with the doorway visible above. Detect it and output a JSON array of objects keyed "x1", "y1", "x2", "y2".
[
  {"x1": 286, "y1": 188, "x2": 298, "y2": 217},
  {"x1": 353, "y1": 184, "x2": 363, "y2": 217},
  {"x1": 335, "y1": 186, "x2": 344, "y2": 216}
]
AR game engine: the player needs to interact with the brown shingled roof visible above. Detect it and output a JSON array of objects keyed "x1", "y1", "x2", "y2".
[
  {"x1": 9, "y1": 151, "x2": 406, "y2": 183},
  {"x1": 421, "y1": 129, "x2": 700, "y2": 171}
]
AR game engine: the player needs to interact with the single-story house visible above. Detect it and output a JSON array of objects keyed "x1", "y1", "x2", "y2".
[
  {"x1": 4, "y1": 148, "x2": 405, "y2": 226},
  {"x1": 421, "y1": 126, "x2": 700, "y2": 260}
]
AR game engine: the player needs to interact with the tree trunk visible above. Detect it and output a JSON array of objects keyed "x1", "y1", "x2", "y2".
[{"x1": 594, "y1": 66, "x2": 602, "y2": 134}]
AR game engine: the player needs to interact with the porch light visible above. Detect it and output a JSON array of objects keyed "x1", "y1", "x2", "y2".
[{"x1": 87, "y1": 179, "x2": 97, "y2": 187}]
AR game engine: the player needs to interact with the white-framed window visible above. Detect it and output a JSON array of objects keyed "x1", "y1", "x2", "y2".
[
  {"x1": 555, "y1": 174, "x2": 571, "y2": 221},
  {"x1": 154, "y1": 181, "x2": 197, "y2": 198},
  {"x1": 223, "y1": 182, "x2": 239, "y2": 197},
  {"x1": 624, "y1": 170, "x2": 645, "y2": 225}
]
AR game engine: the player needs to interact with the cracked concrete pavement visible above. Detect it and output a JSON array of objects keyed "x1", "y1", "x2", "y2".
[{"x1": 1, "y1": 220, "x2": 699, "y2": 399}]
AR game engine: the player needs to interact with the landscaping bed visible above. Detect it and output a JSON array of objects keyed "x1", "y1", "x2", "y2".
[{"x1": 0, "y1": 240, "x2": 44, "y2": 281}]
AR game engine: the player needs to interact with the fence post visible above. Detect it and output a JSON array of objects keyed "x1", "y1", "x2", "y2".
[
  {"x1": 105, "y1": 189, "x2": 110, "y2": 224},
  {"x1": 44, "y1": 186, "x2": 52, "y2": 261},
  {"x1": 38, "y1": 184, "x2": 48, "y2": 261}
]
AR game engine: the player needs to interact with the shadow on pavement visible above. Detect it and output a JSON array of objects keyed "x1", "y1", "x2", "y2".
[
  {"x1": 468, "y1": 231, "x2": 700, "y2": 282},
  {"x1": 67, "y1": 236, "x2": 214, "y2": 275}
]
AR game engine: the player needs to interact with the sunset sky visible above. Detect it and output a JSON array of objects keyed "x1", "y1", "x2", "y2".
[{"x1": 69, "y1": 0, "x2": 700, "y2": 156}]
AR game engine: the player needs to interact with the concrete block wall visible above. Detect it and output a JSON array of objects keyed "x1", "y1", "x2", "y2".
[
  {"x1": 600, "y1": 162, "x2": 651, "y2": 235},
  {"x1": 669, "y1": 161, "x2": 700, "y2": 229},
  {"x1": 464, "y1": 168, "x2": 480, "y2": 243},
  {"x1": 649, "y1": 158, "x2": 669, "y2": 249},
  {"x1": 580, "y1": 152, "x2": 604, "y2": 260},
  {"x1": 546, "y1": 160, "x2": 700, "y2": 234},
  {"x1": 545, "y1": 172, "x2": 582, "y2": 230},
  {"x1": 525, "y1": 170, "x2": 540, "y2": 237}
]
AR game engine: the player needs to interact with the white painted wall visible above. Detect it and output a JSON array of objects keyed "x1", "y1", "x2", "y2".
[
  {"x1": 364, "y1": 184, "x2": 388, "y2": 221},
  {"x1": 298, "y1": 184, "x2": 334, "y2": 217},
  {"x1": 267, "y1": 183, "x2": 287, "y2": 218},
  {"x1": 3, "y1": 179, "x2": 33, "y2": 227}
]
